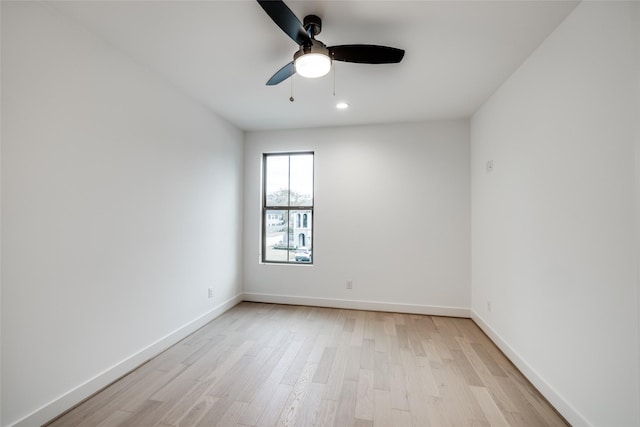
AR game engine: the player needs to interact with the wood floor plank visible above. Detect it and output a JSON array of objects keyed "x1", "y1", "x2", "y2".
[
  {"x1": 94, "y1": 410, "x2": 132, "y2": 427},
  {"x1": 509, "y1": 376, "x2": 567, "y2": 427},
  {"x1": 178, "y1": 336, "x2": 240, "y2": 382},
  {"x1": 404, "y1": 316, "x2": 428, "y2": 358},
  {"x1": 172, "y1": 395, "x2": 218, "y2": 427},
  {"x1": 359, "y1": 339, "x2": 375, "y2": 371},
  {"x1": 383, "y1": 315, "x2": 397, "y2": 337},
  {"x1": 343, "y1": 345, "x2": 362, "y2": 382},
  {"x1": 314, "y1": 398, "x2": 338, "y2": 427},
  {"x1": 293, "y1": 382, "x2": 325, "y2": 427},
  {"x1": 334, "y1": 380, "x2": 358, "y2": 427},
  {"x1": 390, "y1": 409, "x2": 412, "y2": 427},
  {"x1": 401, "y1": 348, "x2": 439, "y2": 399},
  {"x1": 395, "y1": 324, "x2": 409, "y2": 349},
  {"x1": 343, "y1": 317, "x2": 356, "y2": 333},
  {"x1": 353, "y1": 418, "x2": 374, "y2": 427},
  {"x1": 430, "y1": 331, "x2": 455, "y2": 361},
  {"x1": 214, "y1": 400, "x2": 247, "y2": 427},
  {"x1": 254, "y1": 383, "x2": 293, "y2": 426},
  {"x1": 354, "y1": 369, "x2": 374, "y2": 421},
  {"x1": 470, "y1": 385, "x2": 510, "y2": 427},
  {"x1": 46, "y1": 303, "x2": 568, "y2": 427},
  {"x1": 372, "y1": 390, "x2": 392, "y2": 427},
  {"x1": 431, "y1": 317, "x2": 463, "y2": 352},
  {"x1": 387, "y1": 334, "x2": 403, "y2": 365},
  {"x1": 151, "y1": 375, "x2": 199, "y2": 403},
  {"x1": 323, "y1": 333, "x2": 351, "y2": 401},
  {"x1": 455, "y1": 338, "x2": 520, "y2": 415},
  {"x1": 122, "y1": 364, "x2": 187, "y2": 412},
  {"x1": 207, "y1": 354, "x2": 255, "y2": 398},
  {"x1": 373, "y1": 351, "x2": 390, "y2": 391},
  {"x1": 411, "y1": 314, "x2": 438, "y2": 338},
  {"x1": 451, "y1": 349, "x2": 484, "y2": 387},
  {"x1": 277, "y1": 359, "x2": 317, "y2": 426},
  {"x1": 495, "y1": 375, "x2": 550, "y2": 427},
  {"x1": 363, "y1": 312, "x2": 376, "y2": 340},
  {"x1": 424, "y1": 396, "x2": 453, "y2": 427},
  {"x1": 158, "y1": 378, "x2": 215, "y2": 425},
  {"x1": 400, "y1": 350, "x2": 435, "y2": 427},
  {"x1": 393, "y1": 313, "x2": 406, "y2": 326},
  {"x1": 115, "y1": 399, "x2": 165, "y2": 426},
  {"x1": 236, "y1": 337, "x2": 292, "y2": 403},
  {"x1": 181, "y1": 336, "x2": 225, "y2": 366},
  {"x1": 312, "y1": 347, "x2": 337, "y2": 384},
  {"x1": 470, "y1": 341, "x2": 508, "y2": 377},
  {"x1": 373, "y1": 319, "x2": 389, "y2": 353},
  {"x1": 388, "y1": 363, "x2": 410, "y2": 411},
  {"x1": 195, "y1": 396, "x2": 238, "y2": 427},
  {"x1": 237, "y1": 339, "x2": 304, "y2": 426},
  {"x1": 421, "y1": 338, "x2": 443, "y2": 366},
  {"x1": 281, "y1": 337, "x2": 317, "y2": 386},
  {"x1": 349, "y1": 311, "x2": 366, "y2": 346},
  {"x1": 430, "y1": 357, "x2": 488, "y2": 426}
]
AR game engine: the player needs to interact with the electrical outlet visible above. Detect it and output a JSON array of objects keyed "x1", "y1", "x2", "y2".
[
  {"x1": 208, "y1": 288, "x2": 214, "y2": 299},
  {"x1": 346, "y1": 280, "x2": 353, "y2": 290},
  {"x1": 486, "y1": 160, "x2": 494, "y2": 172}
]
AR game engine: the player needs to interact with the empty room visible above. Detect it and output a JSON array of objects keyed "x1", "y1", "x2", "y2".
[{"x1": 1, "y1": 1, "x2": 639, "y2": 426}]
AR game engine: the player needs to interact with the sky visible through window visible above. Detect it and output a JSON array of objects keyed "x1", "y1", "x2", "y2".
[{"x1": 266, "y1": 155, "x2": 313, "y2": 205}]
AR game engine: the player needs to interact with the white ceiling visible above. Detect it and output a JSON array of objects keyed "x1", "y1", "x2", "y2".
[{"x1": 51, "y1": 1, "x2": 578, "y2": 131}]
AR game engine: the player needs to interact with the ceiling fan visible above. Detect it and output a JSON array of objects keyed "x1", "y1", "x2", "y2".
[{"x1": 257, "y1": 0, "x2": 405, "y2": 85}]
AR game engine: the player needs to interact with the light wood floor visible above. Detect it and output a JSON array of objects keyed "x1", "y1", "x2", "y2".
[{"x1": 47, "y1": 302, "x2": 568, "y2": 427}]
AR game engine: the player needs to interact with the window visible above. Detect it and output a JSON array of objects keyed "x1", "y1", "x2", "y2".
[{"x1": 263, "y1": 152, "x2": 314, "y2": 264}]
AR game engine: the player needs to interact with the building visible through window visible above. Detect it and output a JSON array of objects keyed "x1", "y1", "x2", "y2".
[{"x1": 262, "y1": 152, "x2": 314, "y2": 264}]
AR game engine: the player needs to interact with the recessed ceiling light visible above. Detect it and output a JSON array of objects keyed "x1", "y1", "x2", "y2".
[{"x1": 336, "y1": 102, "x2": 349, "y2": 110}]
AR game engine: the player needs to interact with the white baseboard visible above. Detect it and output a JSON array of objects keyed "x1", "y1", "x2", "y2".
[
  {"x1": 12, "y1": 293, "x2": 243, "y2": 427},
  {"x1": 242, "y1": 292, "x2": 471, "y2": 318},
  {"x1": 471, "y1": 310, "x2": 591, "y2": 427}
]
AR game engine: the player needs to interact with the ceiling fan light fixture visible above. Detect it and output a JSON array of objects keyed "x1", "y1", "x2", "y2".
[
  {"x1": 259, "y1": 1, "x2": 405, "y2": 85},
  {"x1": 295, "y1": 53, "x2": 331, "y2": 78}
]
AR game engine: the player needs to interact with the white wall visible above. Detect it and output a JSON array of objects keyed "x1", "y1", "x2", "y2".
[
  {"x1": 471, "y1": 2, "x2": 640, "y2": 426},
  {"x1": 0, "y1": 2, "x2": 4, "y2": 423},
  {"x1": 1, "y1": 2, "x2": 243, "y2": 426},
  {"x1": 244, "y1": 121, "x2": 470, "y2": 316},
  {"x1": 634, "y1": 2, "x2": 640, "y2": 419},
  {"x1": 0, "y1": 1, "x2": 4, "y2": 422}
]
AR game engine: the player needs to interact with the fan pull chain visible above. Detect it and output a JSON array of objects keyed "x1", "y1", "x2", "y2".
[
  {"x1": 333, "y1": 64, "x2": 336, "y2": 96},
  {"x1": 289, "y1": 76, "x2": 295, "y2": 102}
]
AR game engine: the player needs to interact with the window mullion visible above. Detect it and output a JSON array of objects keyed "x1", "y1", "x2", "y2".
[{"x1": 288, "y1": 155, "x2": 292, "y2": 207}]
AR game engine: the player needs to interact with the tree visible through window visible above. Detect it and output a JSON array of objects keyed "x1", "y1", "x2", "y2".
[{"x1": 263, "y1": 152, "x2": 314, "y2": 264}]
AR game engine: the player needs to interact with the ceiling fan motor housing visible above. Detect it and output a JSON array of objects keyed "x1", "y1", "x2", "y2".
[
  {"x1": 303, "y1": 14, "x2": 322, "y2": 38},
  {"x1": 294, "y1": 39, "x2": 330, "y2": 62}
]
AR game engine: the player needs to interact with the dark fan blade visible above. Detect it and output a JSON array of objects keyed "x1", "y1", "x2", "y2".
[
  {"x1": 257, "y1": 0, "x2": 311, "y2": 46},
  {"x1": 329, "y1": 45, "x2": 405, "y2": 64},
  {"x1": 266, "y1": 62, "x2": 296, "y2": 85}
]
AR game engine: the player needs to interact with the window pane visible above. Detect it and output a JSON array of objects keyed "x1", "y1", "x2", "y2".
[
  {"x1": 289, "y1": 154, "x2": 313, "y2": 206},
  {"x1": 262, "y1": 152, "x2": 313, "y2": 265},
  {"x1": 264, "y1": 209, "x2": 289, "y2": 262},
  {"x1": 290, "y1": 209, "x2": 312, "y2": 263},
  {"x1": 265, "y1": 155, "x2": 289, "y2": 207}
]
